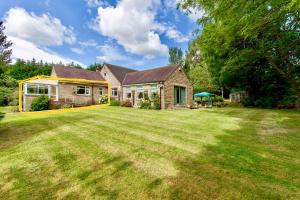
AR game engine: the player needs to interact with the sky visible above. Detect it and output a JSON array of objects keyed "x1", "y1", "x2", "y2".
[{"x1": 0, "y1": 0, "x2": 201, "y2": 69}]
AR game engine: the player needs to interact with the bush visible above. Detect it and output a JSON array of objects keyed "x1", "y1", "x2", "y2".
[
  {"x1": 241, "y1": 97, "x2": 255, "y2": 107},
  {"x1": 100, "y1": 95, "x2": 108, "y2": 104},
  {"x1": 215, "y1": 96, "x2": 224, "y2": 102},
  {"x1": 30, "y1": 95, "x2": 50, "y2": 111},
  {"x1": 254, "y1": 97, "x2": 276, "y2": 108},
  {"x1": 121, "y1": 100, "x2": 132, "y2": 107},
  {"x1": 151, "y1": 93, "x2": 161, "y2": 110},
  {"x1": 139, "y1": 99, "x2": 152, "y2": 109},
  {"x1": 110, "y1": 99, "x2": 120, "y2": 106}
]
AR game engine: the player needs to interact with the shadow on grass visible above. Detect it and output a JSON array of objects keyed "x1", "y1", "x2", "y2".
[
  {"x1": 0, "y1": 113, "x2": 90, "y2": 150},
  {"x1": 0, "y1": 112, "x2": 4, "y2": 121},
  {"x1": 167, "y1": 109, "x2": 300, "y2": 200}
]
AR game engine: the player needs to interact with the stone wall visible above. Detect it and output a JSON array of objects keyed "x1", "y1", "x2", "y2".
[
  {"x1": 100, "y1": 65, "x2": 122, "y2": 100},
  {"x1": 122, "y1": 84, "x2": 159, "y2": 107},
  {"x1": 23, "y1": 83, "x2": 107, "y2": 111},
  {"x1": 163, "y1": 68, "x2": 193, "y2": 109}
]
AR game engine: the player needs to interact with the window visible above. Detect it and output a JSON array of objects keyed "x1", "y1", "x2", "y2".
[
  {"x1": 111, "y1": 88, "x2": 118, "y2": 97},
  {"x1": 174, "y1": 86, "x2": 186, "y2": 105},
  {"x1": 76, "y1": 86, "x2": 90, "y2": 95},
  {"x1": 99, "y1": 87, "x2": 103, "y2": 96},
  {"x1": 125, "y1": 87, "x2": 131, "y2": 98},
  {"x1": 26, "y1": 84, "x2": 49, "y2": 95},
  {"x1": 104, "y1": 72, "x2": 107, "y2": 77},
  {"x1": 137, "y1": 86, "x2": 144, "y2": 99}
]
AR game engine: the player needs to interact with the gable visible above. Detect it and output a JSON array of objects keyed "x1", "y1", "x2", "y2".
[
  {"x1": 100, "y1": 65, "x2": 121, "y2": 87},
  {"x1": 103, "y1": 64, "x2": 136, "y2": 83}
]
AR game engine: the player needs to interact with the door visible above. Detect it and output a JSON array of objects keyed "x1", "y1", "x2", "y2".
[{"x1": 174, "y1": 86, "x2": 186, "y2": 105}]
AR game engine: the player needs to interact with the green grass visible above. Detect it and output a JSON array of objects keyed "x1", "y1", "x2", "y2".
[{"x1": 0, "y1": 107, "x2": 299, "y2": 200}]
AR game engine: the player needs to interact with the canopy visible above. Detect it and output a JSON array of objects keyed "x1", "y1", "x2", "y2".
[{"x1": 194, "y1": 92, "x2": 215, "y2": 97}]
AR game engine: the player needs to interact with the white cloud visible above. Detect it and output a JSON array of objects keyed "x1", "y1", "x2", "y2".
[
  {"x1": 4, "y1": 7, "x2": 76, "y2": 46},
  {"x1": 9, "y1": 36, "x2": 85, "y2": 67},
  {"x1": 71, "y1": 47, "x2": 84, "y2": 55},
  {"x1": 79, "y1": 40, "x2": 99, "y2": 47},
  {"x1": 85, "y1": 0, "x2": 109, "y2": 8},
  {"x1": 96, "y1": 44, "x2": 128, "y2": 62},
  {"x1": 92, "y1": 0, "x2": 169, "y2": 58}
]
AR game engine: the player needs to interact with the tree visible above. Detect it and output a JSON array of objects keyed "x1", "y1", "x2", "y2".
[
  {"x1": 87, "y1": 63, "x2": 103, "y2": 71},
  {"x1": 169, "y1": 47, "x2": 184, "y2": 66},
  {"x1": 185, "y1": 41, "x2": 218, "y2": 93},
  {"x1": 180, "y1": 0, "x2": 300, "y2": 108},
  {"x1": 0, "y1": 21, "x2": 12, "y2": 64}
]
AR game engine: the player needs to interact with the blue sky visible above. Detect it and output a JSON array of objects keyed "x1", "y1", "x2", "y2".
[{"x1": 0, "y1": 0, "x2": 200, "y2": 69}]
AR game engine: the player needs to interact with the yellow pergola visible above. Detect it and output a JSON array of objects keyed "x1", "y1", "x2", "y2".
[{"x1": 19, "y1": 75, "x2": 110, "y2": 112}]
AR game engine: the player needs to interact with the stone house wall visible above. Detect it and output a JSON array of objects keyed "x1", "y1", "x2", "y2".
[
  {"x1": 100, "y1": 65, "x2": 122, "y2": 100},
  {"x1": 23, "y1": 82, "x2": 107, "y2": 111},
  {"x1": 122, "y1": 84, "x2": 160, "y2": 107},
  {"x1": 163, "y1": 68, "x2": 193, "y2": 109}
]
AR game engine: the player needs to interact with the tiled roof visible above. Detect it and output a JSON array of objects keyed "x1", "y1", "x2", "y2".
[
  {"x1": 53, "y1": 64, "x2": 105, "y2": 81},
  {"x1": 104, "y1": 63, "x2": 136, "y2": 83},
  {"x1": 122, "y1": 64, "x2": 179, "y2": 85}
]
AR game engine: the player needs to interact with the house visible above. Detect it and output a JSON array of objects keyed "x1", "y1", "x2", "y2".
[
  {"x1": 20, "y1": 65, "x2": 109, "y2": 112},
  {"x1": 101, "y1": 63, "x2": 193, "y2": 109}
]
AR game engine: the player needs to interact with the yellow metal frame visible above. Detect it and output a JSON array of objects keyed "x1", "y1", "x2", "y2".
[{"x1": 19, "y1": 75, "x2": 110, "y2": 112}]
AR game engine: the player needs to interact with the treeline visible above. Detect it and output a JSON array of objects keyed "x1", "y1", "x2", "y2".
[
  {"x1": 0, "y1": 59, "x2": 53, "y2": 106},
  {"x1": 176, "y1": 0, "x2": 300, "y2": 109}
]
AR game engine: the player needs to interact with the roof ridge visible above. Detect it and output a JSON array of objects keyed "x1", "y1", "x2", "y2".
[
  {"x1": 104, "y1": 63, "x2": 136, "y2": 71},
  {"x1": 54, "y1": 64, "x2": 97, "y2": 74},
  {"x1": 126, "y1": 64, "x2": 178, "y2": 75}
]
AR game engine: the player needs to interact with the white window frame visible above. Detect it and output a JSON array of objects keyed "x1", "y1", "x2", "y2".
[
  {"x1": 111, "y1": 88, "x2": 118, "y2": 97},
  {"x1": 99, "y1": 87, "x2": 103, "y2": 96},
  {"x1": 26, "y1": 84, "x2": 49, "y2": 95},
  {"x1": 76, "y1": 85, "x2": 91, "y2": 96}
]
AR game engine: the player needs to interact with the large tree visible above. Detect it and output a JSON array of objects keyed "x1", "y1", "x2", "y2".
[
  {"x1": 180, "y1": 0, "x2": 300, "y2": 108},
  {"x1": 0, "y1": 21, "x2": 12, "y2": 64},
  {"x1": 169, "y1": 47, "x2": 184, "y2": 66}
]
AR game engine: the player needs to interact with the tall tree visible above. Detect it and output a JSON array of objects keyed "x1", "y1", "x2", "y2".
[
  {"x1": 0, "y1": 21, "x2": 12, "y2": 64},
  {"x1": 180, "y1": 0, "x2": 300, "y2": 108},
  {"x1": 169, "y1": 47, "x2": 184, "y2": 66}
]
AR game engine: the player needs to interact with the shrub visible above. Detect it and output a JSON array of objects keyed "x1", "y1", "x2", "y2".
[
  {"x1": 139, "y1": 99, "x2": 152, "y2": 109},
  {"x1": 100, "y1": 95, "x2": 108, "y2": 104},
  {"x1": 151, "y1": 93, "x2": 161, "y2": 110},
  {"x1": 30, "y1": 95, "x2": 50, "y2": 111},
  {"x1": 254, "y1": 97, "x2": 275, "y2": 108},
  {"x1": 241, "y1": 97, "x2": 255, "y2": 107},
  {"x1": 215, "y1": 96, "x2": 224, "y2": 102},
  {"x1": 121, "y1": 100, "x2": 132, "y2": 107},
  {"x1": 110, "y1": 99, "x2": 120, "y2": 106}
]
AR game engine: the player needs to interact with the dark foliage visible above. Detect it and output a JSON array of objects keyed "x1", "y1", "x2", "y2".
[{"x1": 30, "y1": 95, "x2": 50, "y2": 111}]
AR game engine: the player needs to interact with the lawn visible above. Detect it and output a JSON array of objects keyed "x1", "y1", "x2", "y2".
[{"x1": 0, "y1": 106, "x2": 299, "y2": 200}]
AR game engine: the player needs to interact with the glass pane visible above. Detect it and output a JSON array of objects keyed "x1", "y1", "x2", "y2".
[
  {"x1": 27, "y1": 85, "x2": 37, "y2": 94},
  {"x1": 77, "y1": 86, "x2": 85, "y2": 94},
  {"x1": 180, "y1": 87, "x2": 186, "y2": 104}
]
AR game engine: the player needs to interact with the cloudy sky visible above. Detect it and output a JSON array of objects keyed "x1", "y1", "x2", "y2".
[{"x1": 0, "y1": 0, "x2": 200, "y2": 69}]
